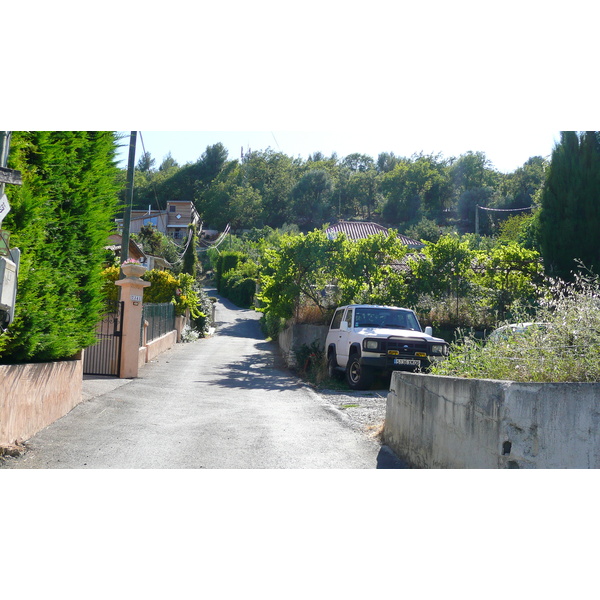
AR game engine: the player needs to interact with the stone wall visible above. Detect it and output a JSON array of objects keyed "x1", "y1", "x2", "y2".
[
  {"x1": 0, "y1": 357, "x2": 83, "y2": 446},
  {"x1": 385, "y1": 371, "x2": 600, "y2": 469},
  {"x1": 278, "y1": 323, "x2": 329, "y2": 368}
]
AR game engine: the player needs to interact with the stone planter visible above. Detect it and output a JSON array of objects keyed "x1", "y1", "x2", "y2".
[{"x1": 122, "y1": 263, "x2": 147, "y2": 278}]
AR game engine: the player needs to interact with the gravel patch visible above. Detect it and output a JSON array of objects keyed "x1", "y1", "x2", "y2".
[{"x1": 314, "y1": 385, "x2": 388, "y2": 440}]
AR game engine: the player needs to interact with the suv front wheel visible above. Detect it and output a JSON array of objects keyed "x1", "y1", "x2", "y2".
[{"x1": 346, "y1": 355, "x2": 374, "y2": 390}]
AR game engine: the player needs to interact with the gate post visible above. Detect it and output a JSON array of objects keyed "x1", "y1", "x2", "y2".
[{"x1": 115, "y1": 274, "x2": 151, "y2": 378}]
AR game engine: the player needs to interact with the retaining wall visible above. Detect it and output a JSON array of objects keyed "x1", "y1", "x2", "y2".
[
  {"x1": 278, "y1": 324, "x2": 329, "y2": 368},
  {"x1": 385, "y1": 371, "x2": 600, "y2": 469},
  {"x1": 0, "y1": 357, "x2": 83, "y2": 446}
]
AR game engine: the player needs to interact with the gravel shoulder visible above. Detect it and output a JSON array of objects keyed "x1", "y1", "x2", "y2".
[{"x1": 311, "y1": 383, "x2": 389, "y2": 441}]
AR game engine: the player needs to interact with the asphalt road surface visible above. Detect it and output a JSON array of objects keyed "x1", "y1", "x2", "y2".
[{"x1": 3, "y1": 293, "x2": 402, "y2": 469}]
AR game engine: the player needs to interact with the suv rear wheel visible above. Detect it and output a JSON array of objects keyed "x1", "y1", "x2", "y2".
[{"x1": 346, "y1": 355, "x2": 373, "y2": 390}]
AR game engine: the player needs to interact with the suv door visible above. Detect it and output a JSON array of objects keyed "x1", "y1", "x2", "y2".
[{"x1": 337, "y1": 307, "x2": 353, "y2": 367}]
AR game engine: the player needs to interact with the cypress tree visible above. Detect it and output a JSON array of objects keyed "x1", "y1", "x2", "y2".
[
  {"x1": 539, "y1": 131, "x2": 600, "y2": 279},
  {"x1": 0, "y1": 131, "x2": 120, "y2": 362},
  {"x1": 181, "y1": 222, "x2": 198, "y2": 278}
]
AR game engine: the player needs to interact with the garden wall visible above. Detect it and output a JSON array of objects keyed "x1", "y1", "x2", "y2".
[
  {"x1": 0, "y1": 357, "x2": 83, "y2": 446},
  {"x1": 278, "y1": 324, "x2": 329, "y2": 368},
  {"x1": 385, "y1": 371, "x2": 600, "y2": 469}
]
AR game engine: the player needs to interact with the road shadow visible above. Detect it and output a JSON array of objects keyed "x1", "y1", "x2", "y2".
[
  {"x1": 196, "y1": 354, "x2": 306, "y2": 393},
  {"x1": 215, "y1": 317, "x2": 265, "y2": 340},
  {"x1": 376, "y1": 445, "x2": 412, "y2": 469}
]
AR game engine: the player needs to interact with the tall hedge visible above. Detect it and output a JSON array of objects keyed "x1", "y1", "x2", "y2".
[{"x1": 0, "y1": 131, "x2": 120, "y2": 362}]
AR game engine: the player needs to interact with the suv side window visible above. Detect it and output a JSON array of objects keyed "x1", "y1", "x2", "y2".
[
  {"x1": 344, "y1": 308, "x2": 353, "y2": 328},
  {"x1": 330, "y1": 309, "x2": 344, "y2": 330}
]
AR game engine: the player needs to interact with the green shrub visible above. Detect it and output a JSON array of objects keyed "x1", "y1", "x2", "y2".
[
  {"x1": 215, "y1": 251, "x2": 246, "y2": 293},
  {"x1": 431, "y1": 270, "x2": 600, "y2": 382}
]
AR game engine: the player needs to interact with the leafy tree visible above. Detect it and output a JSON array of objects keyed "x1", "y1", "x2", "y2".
[
  {"x1": 342, "y1": 153, "x2": 375, "y2": 172},
  {"x1": 474, "y1": 241, "x2": 543, "y2": 319},
  {"x1": 345, "y1": 169, "x2": 381, "y2": 220},
  {"x1": 337, "y1": 231, "x2": 408, "y2": 305},
  {"x1": 380, "y1": 155, "x2": 451, "y2": 224},
  {"x1": 405, "y1": 217, "x2": 443, "y2": 243},
  {"x1": 450, "y1": 151, "x2": 498, "y2": 193},
  {"x1": 291, "y1": 169, "x2": 335, "y2": 229},
  {"x1": 538, "y1": 131, "x2": 600, "y2": 279},
  {"x1": 242, "y1": 149, "x2": 298, "y2": 228},
  {"x1": 500, "y1": 156, "x2": 547, "y2": 210},
  {"x1": 258, "y1": 229, "x2": 344, "y2": 319},
  {"x1": 376, "y1": 152, "x2": 400, "y2": 173},
  {"x1": 408, "y1": 234, "x2": 475, "y2": 301}
]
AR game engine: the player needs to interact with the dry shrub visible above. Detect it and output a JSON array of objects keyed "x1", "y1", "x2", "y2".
[{"x1": 296, "y1": 302, "x2": 331, "y2": 325}]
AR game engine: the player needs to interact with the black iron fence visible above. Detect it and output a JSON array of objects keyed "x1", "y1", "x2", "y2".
[{"x1": 141, "y1": 302, "x2": 176, "y2": 345}]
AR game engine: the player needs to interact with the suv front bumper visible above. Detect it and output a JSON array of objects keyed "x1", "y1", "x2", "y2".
[{"x1": 360, "y1": 355, "x2": 430, "y2": 371}]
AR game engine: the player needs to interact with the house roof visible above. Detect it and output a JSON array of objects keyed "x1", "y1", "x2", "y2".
[
  {"x1": 325, "y1": 221, "x2": 424, "y2": 248},
  {"x1": 107, "y1": 234, "x2": 147, "y2": 261}
]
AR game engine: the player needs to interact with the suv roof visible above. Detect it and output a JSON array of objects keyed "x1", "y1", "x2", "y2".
[{"x1": 337, "y1": 304, "x2": 414, "y2": 311}]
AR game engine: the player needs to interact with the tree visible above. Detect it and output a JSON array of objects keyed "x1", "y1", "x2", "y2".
[
  {"x1": 241, "y1": 149, "x2": 298, "y2": 228},
  {"x1": 342, "y1": 153, "x2": 375, "y2": 173},
  {"x1": 538, "y1": 131, "x2": 600, "y2": 279},
  {"x1": 137, "y1": 151, "x2": 156, "y2": 172},
  {"x1": 337, "y1": 231, "x2": 408, "y2": 305},
  {"x1": 2, "y1": 131, "x2": 120, "y2": 361},
  {"x1": 258, "y1": 229, "x2": 345, "y2": 319},
  {"x1": 380, "y1": 155, "x2": 451, "y2": 224},
  {"x1": 345, "y1": 169, "x2": 381, "y2": 220},
  {"x1": 159, "y1": 152, "x2": 179, "y2": 171},
  {"x1": 450, "y1": 151, "x2": 498, "y2": 193},
  {"x1": 181, "y1": 223, "x2": 199, "y2": 278},
  {"x1": 291, "y1": 169, "x2": 334, "y2": 229},
  {"x1": 475, "y1": 242, "x2": 543, "y2": 319},
  {"x1": 408, "y1": 234, "x2": 475, "y2": 301}
]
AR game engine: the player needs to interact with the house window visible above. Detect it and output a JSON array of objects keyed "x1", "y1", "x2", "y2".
[{"x1": 169, "y1": 205, "x2": 176, "y2": 212}]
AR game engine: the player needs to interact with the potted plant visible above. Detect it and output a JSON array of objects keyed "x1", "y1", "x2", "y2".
[{"x1": 121, "y1": 258, "x2": 147, "y2": 278}]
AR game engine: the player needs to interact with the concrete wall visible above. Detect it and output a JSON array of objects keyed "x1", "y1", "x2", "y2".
[
  {"x1": 385, "y1": 371, "x2": 600, "y2": 469},
  {"x1": 0, "y1": 357, "x2": 83, "y2": 446},
  {"x1": 145, "y1": 330, "x2": 177, "y2": 363},
  {"x1": 278, "y1": 324, "x2": 329, "y2": 368}
]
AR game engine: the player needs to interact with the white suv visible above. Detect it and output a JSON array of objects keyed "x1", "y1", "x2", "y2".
[{"x1": 325, "y1": 304, "x2": 449, "y2": 390}]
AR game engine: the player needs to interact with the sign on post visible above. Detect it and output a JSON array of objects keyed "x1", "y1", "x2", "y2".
[{"x1": 0, "y1": 194, "x2": 10, "y2": 227}]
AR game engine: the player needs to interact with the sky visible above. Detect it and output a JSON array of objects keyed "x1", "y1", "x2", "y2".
[{"x1": 119, "y1": 130, "x2": 562, "y2": 174}]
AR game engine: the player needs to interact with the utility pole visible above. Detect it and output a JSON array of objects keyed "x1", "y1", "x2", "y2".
[
  {"x1": 475, "y1": 204, "x2": 479, "y2": 235},
  {"x1": 120, "y1": 131, "x2": 137, "y2": 267}
]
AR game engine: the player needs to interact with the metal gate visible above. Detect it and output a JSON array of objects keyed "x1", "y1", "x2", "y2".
[{"x1": 83, "y1": 301, "x2": 124, "y2": 376}]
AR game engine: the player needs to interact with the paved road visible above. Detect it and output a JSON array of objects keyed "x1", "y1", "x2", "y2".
[{"x1": 3, "y1": 293, "x2": 399, "y2": 469}]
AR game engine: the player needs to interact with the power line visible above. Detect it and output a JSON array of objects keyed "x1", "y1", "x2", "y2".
[{"x1": 477, "y1": 205, "x2": 534, "y2": 213}]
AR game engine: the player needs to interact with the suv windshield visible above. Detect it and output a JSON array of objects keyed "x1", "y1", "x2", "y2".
[{"x1": 354, "y1": 308, "x2": 420, "y2": 331}]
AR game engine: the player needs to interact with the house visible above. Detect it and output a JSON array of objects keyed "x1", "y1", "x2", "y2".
[
  {"x1": 115, "y1": 201, "x2": 201, "y2": 243},
  {"x1": 325, "y1": 221, "x2": 425, "y2": 250}
]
